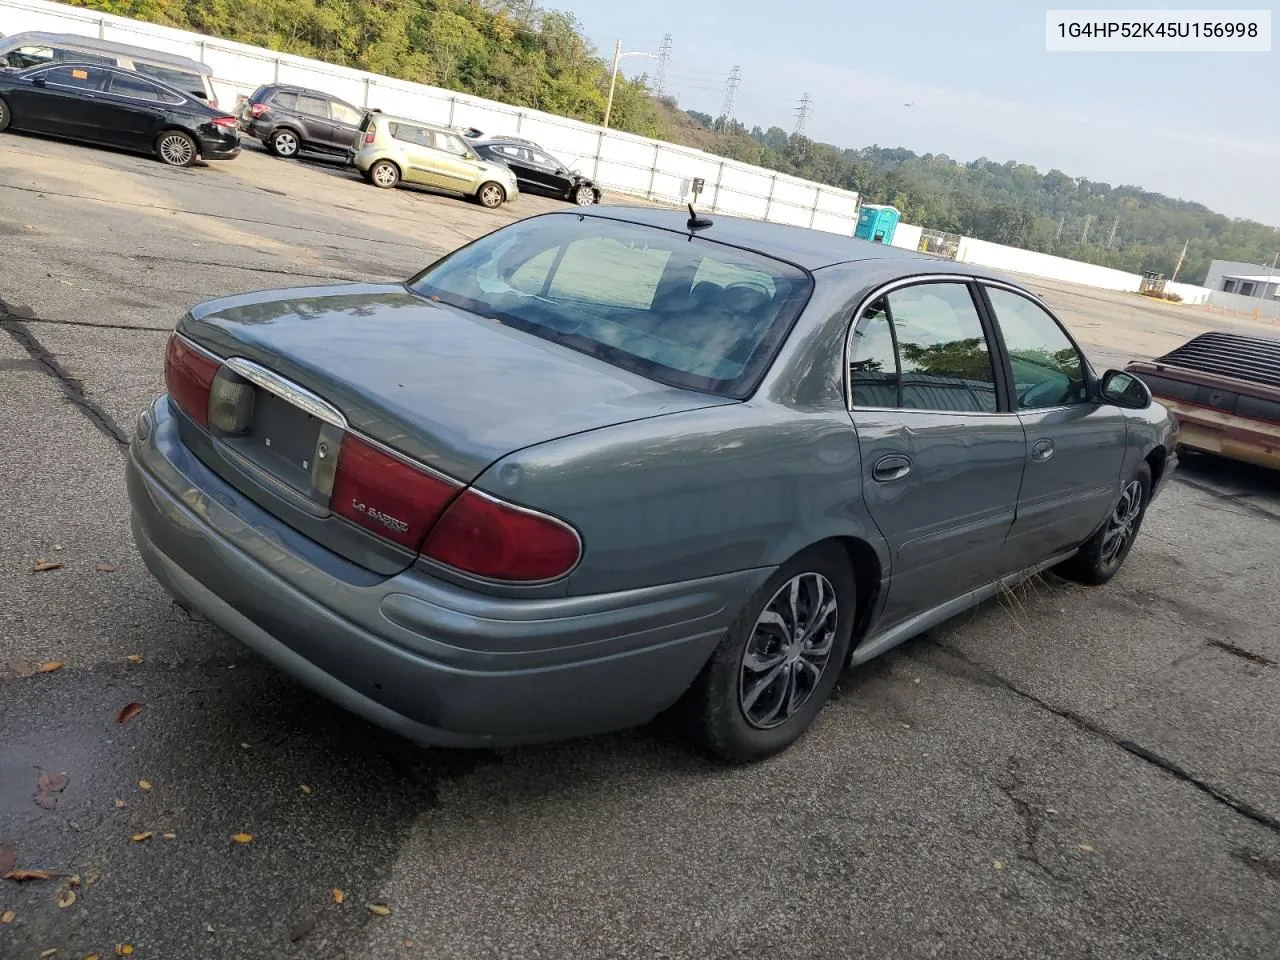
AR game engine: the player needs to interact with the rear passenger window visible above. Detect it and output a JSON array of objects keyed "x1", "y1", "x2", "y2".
[
  {"x1": 296, "y1": 94, "x2": 328, "y2": 118},
  {"x1": 271, "y1": 91, "x2": 298, "y2": 111},
  {"x1": 390, "y1": 123, "x2": 432, "y2": 147},
  {"x1": 109, "y1": 72, "x2": 162, "y2": 101},
  {"x1": 848, "y1": 282, "x2": 998, "y2": 413}
]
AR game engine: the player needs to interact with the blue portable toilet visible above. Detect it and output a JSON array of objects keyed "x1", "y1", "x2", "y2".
[{"x1": 855, "y1": 204, "x2": 900, "y2": 244}]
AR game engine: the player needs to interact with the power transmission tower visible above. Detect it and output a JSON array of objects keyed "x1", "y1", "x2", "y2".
[
  {"x1": 719, "y1": 65, "x2": 741, "y2": 127},
  {"x1": 1107, "y1": 218, "x2": 1119, "y2": 249},
  {"x1": 1053, "y1": 216, "x2": 1065, "y2": 244},
  {"x1": 1080, "y1": 214, "x2": 1093, "y2": 245},
  {"x1": 793, "y1": 92, "x2": 813, "y2": 138},
  {"x1": 654, "y1": 34, "x2": 672, "y2": 98},
  {"x1": 1170, "y1": 238, "x2": 1189, "y2": 282}
]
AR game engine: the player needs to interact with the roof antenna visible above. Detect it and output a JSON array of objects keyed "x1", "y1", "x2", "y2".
[{"x1": 687, "y1": 202, "x2": 713, "y2": 232}]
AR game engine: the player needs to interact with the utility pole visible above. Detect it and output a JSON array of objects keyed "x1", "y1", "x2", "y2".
[
  {"x1": 604, "y1": 39, "x2": 622, "y2": 129},
  {"x1": 654, "y1": 34, "x2": 672, "y2": 98},
  {"x1": 1107, "y1": 218, "x2": 1119, "y2": 249},
  {"x1": 720, "y1": 65, "x2": 741, "y2": 128},
  {"x1": 1264, "y1": 250, "x2": 1279, "y2": 300},
  {"x1": 1080, "y1": 214, "x2": 1093, "y2": 245},
  {"x1": 602, "y1": 41, "x2": 659, "y2": 129},
  {"x1": 1170, "y1": 238, "x2": 1189, "y2": 282}
]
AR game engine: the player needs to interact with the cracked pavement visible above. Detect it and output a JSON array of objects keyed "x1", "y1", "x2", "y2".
[{"x1": 1, "y1": 132, "x2": 1278, "y2": 960}]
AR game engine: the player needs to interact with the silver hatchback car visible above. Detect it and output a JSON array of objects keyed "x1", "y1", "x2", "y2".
[
  {"x1": 127, "y1": 207, "x2": 1177, "y2": 762},
  {"x1": 350, "y1": 111, "x2": 518, "y2": 208}
]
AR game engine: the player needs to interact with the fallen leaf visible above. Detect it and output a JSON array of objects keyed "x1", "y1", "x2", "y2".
[
  {"x1": 5, "y1": 660, "x2": 34, "y2": 678},
  {"x1": 69, "y1": 875, "x2": 81, "y2": 888},
  {"x1": 38, "y1": 662, "x2": 65, "y2": 673},
  {"x1": 131, "y1": 832, "x2": 152, "y2": 843},
  {"x1": 300, "y1": 784, "x2": 312, "y2": 795},
  {"x1": 84, "y1": 873, "x2": 100, "y2": 886},
  {"x1": 1078, "y1": 843, "x2": 1096, "y2": 853},
  {"x1": 0, "y1": 847, "x2": 14, "y2": 874},
  {"x1": 32, "y1": 560, "x2": 64, "y2": 573},
  {"x1": 289, "y1": 914, "x2": 316, "y2": 942},
  {"x1": 367, "y1": 903, "x2": 391, "y2": 917},
  {"x1": 115, "y1": 946, "x2": 134, "y2": 956},
  {"x1": 35, "y1": 793, "x2": 58, "y2": 811},
  {"x1": 331, "y1": 888, "x2": 344, "y2": 904},
  {"x1": 57, "y1": 888, "x2": 76, "y2": 908},
  {"x1": 403, "y1": 938, "x2": 415, "y2": 948},
  {"x1": 53, "y1": 544, "x2": 63, "y2": 552},
  {"x1": 1046, "y1": 807, "x2": 1059, "y2": 815},
  {"x1": 138, "y1": 780, "x2": 151, "y2": 791},
  {"x1": 86, "y1": 955, "x2": 101, "y2": 960},
  {"x1": 4, "y1": 869, "x2": 52, "y2": 882},
  {"x1": 0, "y1": 910, "x2": 14, "y2": 923},
  {"x1": 94, "y1": 563, "x2": 119, "y2": 573},
  {"x1": 993, "y1": 860, "x2": 1004, "y2": 870},
  {"x1": 162, "y1": 833, "x2": 176, "y2": 841},
  {"x1": 114, "y1": 800, "x2": 126, "y2": 809},
  {"x1": 126, "y1": 655, "x2": 144, "y2": 665},
  {"x1": 116, "y1": 702, "x2": 144, "y2": 725},
  {"x1": 40, "y1": 950, "x2": 57, "y2": 958},
  {"x1": 232, "y1": 833, "x2": 252, "y2": 844}
]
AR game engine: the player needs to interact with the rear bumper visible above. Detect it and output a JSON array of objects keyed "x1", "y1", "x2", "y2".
[
  {"x1": 127, "y1": 397, "x2": 759, "y2": 747},
  {"x1": 1159, "y1": 398, "x2": 1280, "y2": 470},
  {"x1": 200, "y1": 141, "x2": 241, "y2": 161}
]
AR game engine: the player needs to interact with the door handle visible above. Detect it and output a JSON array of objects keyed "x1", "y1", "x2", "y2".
[
  {"x1": 872, "y1": 454, "x2": 912, "y2": 482},
  {"x1": 1031, "y1": 439, "x2": 1055, "y2": 462}
]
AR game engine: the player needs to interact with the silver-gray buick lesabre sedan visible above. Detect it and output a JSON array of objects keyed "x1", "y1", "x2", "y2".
[{"x1": 127, "y1": 206, "x2": 1178, "y2": 762}]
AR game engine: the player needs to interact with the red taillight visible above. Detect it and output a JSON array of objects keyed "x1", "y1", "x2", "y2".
[
  {"x1": 211, "y1": 115, "x2": 237, "y2": 129},
  {"x1": 249, "y1": 102, "x2": 269, "y2": 118},
  {"x1": 164, "y1": 334, "x2": 219, "y2": 426},
  {"x1": 330, "y1": 435, "x2": 461, "y2": 551},
  {"x1": 363, "y1": 125, "x2": 376, "y2": 144},
  {"x1": 422, "y1": 490, "x2": 581, "y2": 583}
]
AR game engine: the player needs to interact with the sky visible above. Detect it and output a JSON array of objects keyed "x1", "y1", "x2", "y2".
[{"x1": 564, "y1": 0, "x2": 1280, "y2": 227}]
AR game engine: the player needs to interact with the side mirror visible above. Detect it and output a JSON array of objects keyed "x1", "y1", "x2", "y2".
[
  {"x1": 32, "y1": 76, "x2": 47, "y2": 87},
  {"x1": 1100, "y1": 369, "x2": 1152, "y2": 409}
]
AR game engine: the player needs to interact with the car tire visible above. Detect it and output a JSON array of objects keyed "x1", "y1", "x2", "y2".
[
  {"x1": 269, "y1": 128, "x2": 300, "y2": 158},
  {"x1": 368, "y1": 160, "x2": 399, "y2": 189},
  {"x1": 475, "y1": 181, "x2": 505, "y2": 208},
  {"x1": 683, "y1": 542, "x2": 855, "y2": 763},
  {"x1": 1058, "y1": 461, "x2": 1152, "y2": 586},
  {"x1": 155, "y1": 130, "x2": 197, "y2": 167},
  {"x1": 0, "y1": 96, "x2": 11, "y2": 133},
  {"x1": 571, "y1": 183, "x2": 595, "y2": 206}
]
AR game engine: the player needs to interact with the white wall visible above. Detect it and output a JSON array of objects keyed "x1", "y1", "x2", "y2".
[
  {"x1": 0, "y1": 0, "x2": 863, "y2": 233},
  {"x1": 889, "y1": 222, "x2": 923, "y2": 251}
]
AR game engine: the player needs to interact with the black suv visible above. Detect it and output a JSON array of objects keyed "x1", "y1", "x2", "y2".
[
  {"x1": 468, "y1": 134, "x2": 601, "y2": 205},
  {"x1": 237, "y1": 84, "x2": 365, "y2": 160}
]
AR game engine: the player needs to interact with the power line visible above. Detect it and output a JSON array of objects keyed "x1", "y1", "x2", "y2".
[
  {"x1": 720, "y1": 65, "x2": 741, "y2": 124},
  {"x1": 655, "y1": 33, "x2": 672, "y2": 97}
]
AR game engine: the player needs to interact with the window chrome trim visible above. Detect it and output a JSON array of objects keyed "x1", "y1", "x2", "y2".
[
  {"x1": 224, "y1": 356, "x2": 348, "y2": 429},
  {"x1": 843, "y1": 273, "x2": 1003, "y2": 414}
]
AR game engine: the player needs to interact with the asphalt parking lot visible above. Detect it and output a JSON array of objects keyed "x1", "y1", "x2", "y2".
[{"x1": 1, "y1": 133, "x2": 1278, "y2": 960}]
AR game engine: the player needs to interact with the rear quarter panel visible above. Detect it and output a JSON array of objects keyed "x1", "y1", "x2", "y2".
[{"x1": 470, "y1": 402, "x2": 876, "y2": 596}]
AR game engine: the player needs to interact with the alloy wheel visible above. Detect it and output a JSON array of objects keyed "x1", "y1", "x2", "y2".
[
  {"x1": 480, "y1": 183, "x2": 503, "y2": 207},
  {"x1": 274, "y1": 132, "x2": 298, "y2": 157},
  {"x1": 1101, "y1": 479, "x2": 1144, "y2": 567},
  {"x1": 738, "y1": 573, "x2": 839, "y2": 730},
  {"x1": 372, "y1": 163, "x2": 397, "y2": 187},
  {"x1": 574, "y1": 185, "x2": 594, "y2": 206},
  {"x1": 159, "y1": 134, "x2": 194, "y2": 166}
]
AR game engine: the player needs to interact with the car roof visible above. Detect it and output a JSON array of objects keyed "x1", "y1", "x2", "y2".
[
  {"x1": 571, "y1": 205, "x2": 956, "y2": 272},
  {"x1": 1, "y1": 31, "x2": 212, "y2": 74},
  {"x1": 375, "y1": 113, "x2": 464, "y2": 134},
  {"x1": 262, "y1": 83, "x2": 347, "y2": 100}
]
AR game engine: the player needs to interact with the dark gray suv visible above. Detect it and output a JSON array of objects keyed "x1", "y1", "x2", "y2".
[{"x1": 237, "y1": 84, "x2": 365, "y2": 160}]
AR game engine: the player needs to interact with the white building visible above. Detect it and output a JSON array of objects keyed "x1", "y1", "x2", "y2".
[{"x1": 1202, "y1": 259, "x2": 1280, "y2": 301}]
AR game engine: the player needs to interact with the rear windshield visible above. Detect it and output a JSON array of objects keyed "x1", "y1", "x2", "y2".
[{"x1": 408, "y1": 215, "x2": 813, "y2": 398}]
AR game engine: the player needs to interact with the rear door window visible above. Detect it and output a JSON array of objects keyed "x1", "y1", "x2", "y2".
[
  {"x1": 271, "y1": 90, "x2": 298, "y2": 111},
  {"x1": 296, "y1": 94, "x2": 329, "y2": 118},
  {"x1": 390, "y1": 123, "x2": 433, "y2": 147},
  {"x1": 108, "y1": 72, "x2": 163, "y2": 101}
]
